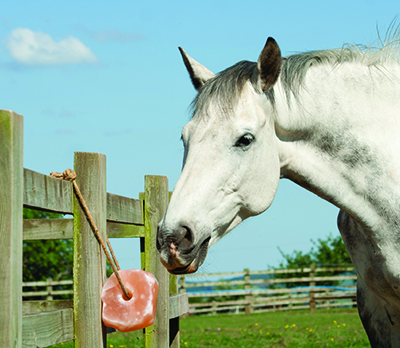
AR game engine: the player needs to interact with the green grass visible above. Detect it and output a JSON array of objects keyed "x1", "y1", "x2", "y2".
[
  {"x1": 50, "y1": 309, "x2": 369, "y2": 348},
  {"x1": 179, "y1": 309, "x2": 368, "y2": 348}
]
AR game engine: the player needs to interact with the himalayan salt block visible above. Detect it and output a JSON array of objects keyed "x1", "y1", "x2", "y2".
[{"x1": 101, "y1": 269, "x2": 159, "y2": 332}]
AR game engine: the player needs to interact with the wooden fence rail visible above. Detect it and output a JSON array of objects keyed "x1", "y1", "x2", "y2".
[
  {"x1": 22, "y1": 279, "x2": 73, "y2": 300},
  {"x1": 179, "y1": 266, "x2": 357, "y2": 315},
  {"x1": 0, "y1": 110, "x2": 188, "y2": 348}
]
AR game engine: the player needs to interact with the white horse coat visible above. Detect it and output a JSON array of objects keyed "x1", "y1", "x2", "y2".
[{"x1": 157, "y1": 33, "x2": 400, "y2": 346}]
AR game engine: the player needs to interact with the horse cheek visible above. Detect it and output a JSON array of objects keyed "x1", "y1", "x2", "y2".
[{"x1": 243, "y1": 148, "x2": 280, "y2": 216}]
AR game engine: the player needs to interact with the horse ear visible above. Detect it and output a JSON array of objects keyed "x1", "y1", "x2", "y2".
[
  {"x1": 179, "y1": 47, "x2": 215, "y2": 91},
  {"x1": 257, "y1": 37, "x2": 281, "y2": 92}
]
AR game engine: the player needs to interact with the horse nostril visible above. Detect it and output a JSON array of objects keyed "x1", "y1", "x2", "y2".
[{"x1": 177, "y1": 225, "x2": 194, "y2": 252}]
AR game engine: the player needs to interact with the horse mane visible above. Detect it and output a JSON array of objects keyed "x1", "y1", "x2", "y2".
[
  {"x1": 280, "y1": 24, "x2": 400, "y2": 101},
  {"x1": 191, "y1": 23, "x2": 400, "y2": 117}
]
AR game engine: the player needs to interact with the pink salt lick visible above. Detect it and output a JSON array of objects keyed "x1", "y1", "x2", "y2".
[{"x1": 101, "y1": 269, "x2": 159, "y2": 332}]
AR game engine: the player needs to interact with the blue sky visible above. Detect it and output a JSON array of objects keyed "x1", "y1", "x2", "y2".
[{"x1": 1, "y1": 1, "x2": 399, "y2": 274}]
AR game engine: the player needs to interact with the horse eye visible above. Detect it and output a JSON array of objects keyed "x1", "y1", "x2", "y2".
[{"x1": 235, "y1": 133, "x2": 255, "y2": 148}]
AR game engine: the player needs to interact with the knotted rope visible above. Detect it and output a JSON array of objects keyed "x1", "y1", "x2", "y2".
[{"x1": 50, "y1": 169, "x2": 132, "y2": 300}]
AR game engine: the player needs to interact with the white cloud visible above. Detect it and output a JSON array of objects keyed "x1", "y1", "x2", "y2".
[{"x1": 4, "y1": 28, "x2": 98, "y2": 66}]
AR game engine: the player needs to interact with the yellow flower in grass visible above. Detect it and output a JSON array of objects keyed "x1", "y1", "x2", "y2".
[
  {"x1": 331, "y1": 338, "x2": 334, "y2": 341},
  {"x1": 285, "y1": 325, "x2": 289, "y2": 329}
]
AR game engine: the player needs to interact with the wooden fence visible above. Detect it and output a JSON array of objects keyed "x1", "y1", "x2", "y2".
[
  {"x1": 22, "y1": 279, "x2": 73, "y2": 300},
  {"x1": 179, "y1": 266, "x2": 357, "y2": 315},
  {"x1": 0, "y1": 110, "x2": 188, "y2": 348}
]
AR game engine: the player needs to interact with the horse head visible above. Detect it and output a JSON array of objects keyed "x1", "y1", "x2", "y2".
[{"x1": 157, "y1": 38, "x2": 282, "y2": 274}]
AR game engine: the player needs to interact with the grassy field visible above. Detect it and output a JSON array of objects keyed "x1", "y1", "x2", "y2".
[{"x1": 50, "y1": 309, "x2": 369, "y2": 348}]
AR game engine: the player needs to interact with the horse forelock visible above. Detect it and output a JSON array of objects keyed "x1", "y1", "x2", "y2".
[{"x1": 190, "y1": 60, "x2": 258, "y2": 119}]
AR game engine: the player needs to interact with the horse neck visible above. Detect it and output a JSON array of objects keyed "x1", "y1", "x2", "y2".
[{"x1": 273, "y1": 62, "x2": 400, "y2": 231}]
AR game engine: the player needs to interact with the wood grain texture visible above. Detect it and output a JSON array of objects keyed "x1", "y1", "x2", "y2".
[
  {"x1": 23, "y1": 218, "x2": 74, "y2": 240},
  {"x1": 22, "y1": 309, "x2": 73, "y2": 347},
  {"x1": 73, "y1": 152, "x2": 107, "y2": 348},
  {"x1": 169, "y1": 293, "x2": 189, "y2": 319},
  {"x1": 107, "y1": 221, "x2": 145, "y2": 238},
  {"x1": 107, "y1": 193, "x2": 143, "y2": 224},
  {"x1": 143, "y1": 176, "x2": 170, "y2": 348},
  {"x1": 23, "y1": 168, "x2": 73, "y2": 214},
  {"x1": 0, "y1": 110, "x2": 23, "y2": 348},
  {"x1": 22, "y1": 300, "x2": 73, "y2": 315},
  {"x1": 23, "y1": 218, "x2": 144, "y2": 240}
]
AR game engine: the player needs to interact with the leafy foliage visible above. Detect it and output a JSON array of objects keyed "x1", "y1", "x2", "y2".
[
  {"x1": 273, "y1": 233, "x2": 354, "y2": 288},
  {"x1": 23, "y1": 208, "x2": 73, "y2": 282},
  {"x1": 277, "y1": 233, "x2": 352, "y2": 269}
]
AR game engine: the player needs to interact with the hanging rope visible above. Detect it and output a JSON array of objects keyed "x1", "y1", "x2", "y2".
[{"x1": 50, "y1": 169, "x2": 132, "y2": 300}]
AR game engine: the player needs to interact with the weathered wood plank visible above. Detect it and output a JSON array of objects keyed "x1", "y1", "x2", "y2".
[
  {"x1": 22, "y1": 300, "x2": 73, "y2": 315},
  {"x1": 23, "y1": 168, "x2": 73, "y2": 214},
  {"x1": 23, "y1": 218, "x2": 74, "y2": 240},
  {"x1": 0, "y1": 110, "x2": 23, "y2": 348},
  {"x1": 107, "y1": 221, "x2": 145, "y2": 238},
  {"x1": 73, "y1": 152, "x2": 107, "y2": 348},
  {"x1": 143, "y1": 176, "x2": 169, "y2": 348},
  {"x1": 169, "y1": 293, "x2": 189, "y2": 319},
  {"x1": 23, "y1": 218, "x2": 145, "y2": 240},
  {"x1": 107, "y1": 192, "x2": 143, "y2": 224},
  {"x1": 22, "y1": 309, "x2": 73, "y2": 347}
]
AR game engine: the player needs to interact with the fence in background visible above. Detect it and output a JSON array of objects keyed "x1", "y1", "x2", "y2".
[
  {"x1": 180, "y1": 266, "x2": 357, "y2": 315},
  {"x1": 1, "y1": 110, "x2": 188, "y2": 348},
  {"x1": 22, "y1": 279, "x2": 73, "y2": 300}
]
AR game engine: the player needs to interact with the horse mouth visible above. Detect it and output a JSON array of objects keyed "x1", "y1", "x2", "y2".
[{"x1": 166, "y1": 236, "x2": 210, "y2": 275}]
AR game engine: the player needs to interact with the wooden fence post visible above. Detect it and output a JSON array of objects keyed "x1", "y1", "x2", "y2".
[
  {"x1": 46, "y1": 278, "x2": 53, "y2": 300},
  {"x1": 73, "y1": 152, "x2": 107, "y2": 348},
  {"x1": 0, "y1": 110, "x2": 23, "y2": 348},
  {"x1": 244, "y1": 268, "x2": 252, "y2": 315},
  {"x1": 142, "y1": 175, "x2": 170, "y2": 348},
  {"x1": 309, "y1": 264, "x2": 316, "y2": 313},
  {"x1": 179, "y1": 276, "x2": 186, "y2": 293},
  {"x1": 169, "y1": 274, "x2": 180, "y2": 348},
  {"x1": 212, "y1": 301, "x2": 217, "y2": 316}
]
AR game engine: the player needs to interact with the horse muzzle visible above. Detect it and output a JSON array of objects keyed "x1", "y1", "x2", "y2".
[{"x1": 156, "y1": 223, "x2": 211, "y2": 275}]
